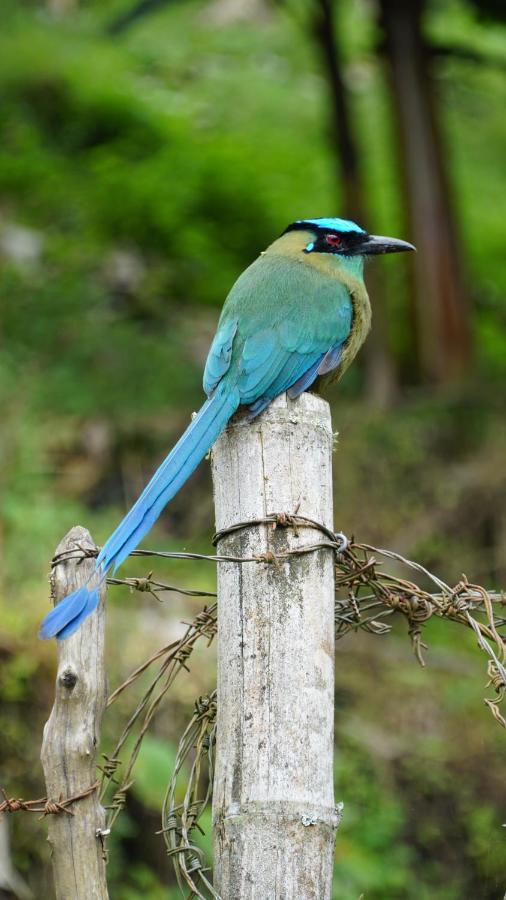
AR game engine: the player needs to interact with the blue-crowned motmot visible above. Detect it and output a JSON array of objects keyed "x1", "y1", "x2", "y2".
[{"x1": 40, "y1": 217, "x2": 414, "y2": 640}]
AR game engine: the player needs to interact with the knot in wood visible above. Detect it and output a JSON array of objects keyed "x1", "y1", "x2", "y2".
[{"x1": 60, "y1": 668, "x2": 78, "y2": 690}]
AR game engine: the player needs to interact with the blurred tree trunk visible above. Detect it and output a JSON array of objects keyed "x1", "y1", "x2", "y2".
[
  {"x1": 312, "y1": 0, "x2": 398, "y2": 406},
  {"x1": 47, "y1": 0, "x2": 78, "y2": 13},
  {"x1": 378, "y1": 0, "x2": 472, "y2": 383},
  {"x1": 0, "y1": 818, "x2": 32, "y2": 900}
]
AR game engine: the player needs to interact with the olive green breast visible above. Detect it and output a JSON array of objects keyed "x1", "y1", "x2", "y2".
[{"x1": 321, "y1": 275, "x2": 372, "y2": 389}]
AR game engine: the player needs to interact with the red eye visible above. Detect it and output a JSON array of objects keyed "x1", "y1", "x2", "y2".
[{"x1": 325, "y1": 234, "x2": 342, "y2": 247}]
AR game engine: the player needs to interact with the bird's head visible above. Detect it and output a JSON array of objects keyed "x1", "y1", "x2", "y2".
[{"x1": 274, "y1": 217, "x2": 415, "y2": 273}]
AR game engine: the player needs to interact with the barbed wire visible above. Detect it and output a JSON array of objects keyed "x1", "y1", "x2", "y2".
[
  {"x1": 9, "y1": 520, "x2": 505, "y2": 900},
  {"x1": 159, "y1": 692, "x2": 218, "y2": 900},
  {"x1": 95, "y1": 524, "x2": 506, "y2": 896},
  {"x1": 51, "y1": 514, "x2": 348, "y2": 570},
  {"x1": 0, "y1": 781, "x2": 99, "y2": 818},
  {"x1": 99, "y1": 603, "x2": 217, "y2": 834},
  {"x1": 334, "y1": 541, "x2": 506, "y2": 727}
]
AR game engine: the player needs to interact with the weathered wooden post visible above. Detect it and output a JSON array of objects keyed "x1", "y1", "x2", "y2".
[
  {"x1": 41, "y1": 526, "x2": 108, "y2": 900},
  {"x1": 211, "y1": 393, "x2": 338, "y2": 899}
]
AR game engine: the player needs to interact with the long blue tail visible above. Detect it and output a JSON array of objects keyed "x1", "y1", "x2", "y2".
[{"x1": 39, "y1": 384, "x2": 241, "y2": 640}]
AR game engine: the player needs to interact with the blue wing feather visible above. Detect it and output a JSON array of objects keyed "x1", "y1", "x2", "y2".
[
  {"x1": 317, "y1": 343, "x2": 345, "y2": 376},
  {"x1": 287, "y1": 342, "x2": 344, "y2": 400},
  {"x1": 203, "y1": 318, "x2": 237, "y2": 395},
  {"x1": 247, "y1": 349, "x2": 322, "y2": 417},
  {"x1": 286, "y1": 357, "x2": 327, "y2": 400},
  {"x1": 238, "y1": 273, "x2": 352, "y2": 410}
]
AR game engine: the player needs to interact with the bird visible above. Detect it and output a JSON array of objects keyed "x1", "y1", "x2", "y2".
[{"x1": 39, "y1": 217, "x2": 414, "y2": 640}]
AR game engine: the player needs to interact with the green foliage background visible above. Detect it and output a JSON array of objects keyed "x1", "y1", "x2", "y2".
[{"x1": 0, "y1": 0, "x2": 505, "y2": 897}]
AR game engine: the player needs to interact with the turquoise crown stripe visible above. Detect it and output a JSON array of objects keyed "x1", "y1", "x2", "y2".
[{"x1": 296, "y1": 217, "x2": 365, "y2": 234}]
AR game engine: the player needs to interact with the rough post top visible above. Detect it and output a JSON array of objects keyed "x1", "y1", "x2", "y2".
[
  {"x1": 54, "y1": 525, "x2": 96, "y2": 559},
  {"x1": 212, "y1": 389, "x2": 334, "y2": 528},
  {"x1": 227, "y1": 391, "x2": 332, "y2": 432}
]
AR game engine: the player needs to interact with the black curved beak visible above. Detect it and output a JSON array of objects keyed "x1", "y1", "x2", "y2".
[{"x1": 347, "y1": 234, "x2": 416, "y2": 256}]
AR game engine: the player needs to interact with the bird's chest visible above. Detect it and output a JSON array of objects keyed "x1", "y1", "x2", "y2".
[
  {"x1": 322, "y1": 283, "x2": 371, "y2": 387},
  {"x1": 346, "y1": 284, "x2": 372, "y2": 358}
]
